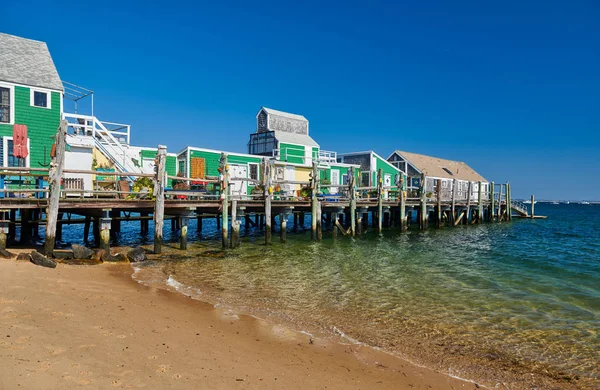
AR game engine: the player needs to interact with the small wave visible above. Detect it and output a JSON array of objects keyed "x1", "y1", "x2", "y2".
[{"x1": 166, "y1": 275, "x2": 203, "y2": 298}]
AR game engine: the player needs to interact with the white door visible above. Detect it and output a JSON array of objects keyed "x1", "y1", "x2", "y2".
[
  {"x1": 330, "y1": 170, "x2": 340, "y2": 194},
  {"x1": 384, "y1": 174, "x2": 392, "y2": 199},
  {"x1": 230, "y1": 164, "x2": 247, "y2": 197}
]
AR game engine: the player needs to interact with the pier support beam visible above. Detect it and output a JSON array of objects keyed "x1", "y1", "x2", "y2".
[
  {"x1": 399, "y1": 175, "x2": 407, "y2": 233},
  {"x1": 44, "y1": 120, "x2": 67, "y2": 255},
  {"x1": 489, "y1": 182, "x2": 495, "y2": 223},
  {"x1": 179, "y1": 216, "x2": 189, "y2": 250},
  {"x1": 419, "y1": 174, "x2": 428, "y2": 230},
  {"x1": 506, "y1": 183, "x2": 512, "y2": 221},
  {"x1": 377, "y1": 169, "x2": 383, "y2": 233},
  {"x1": 466, "y1": 181, "x2": 472, "y2": 225},
  {"x1": 310, "y1": 162, "x2": 319, "y2": 240},
  {"x1": 349, "y1": 167, "x2": 356, "y2": 237},
  {"x1": 0, "y1": 211, "x2": 8, "y2": 250},
  {"x1": 99, "y1": 210, "x2": 111, "y2": 251},
  {"x1": 316, "y1": 202, "x2": 323, "y2": 241},
  {"x1": 436, "y1": 179, "x2": 442, "y2": 228},
  {"x1": 477, "y1": 181, "x2": 483, "y2": 224},
  {"x1": 153, "y1": 145, "x2": 167, "y2": 254},
  {"x1": 220, "y1": 153, "x2": 229, "y2": 249},
  {"x1": 231, "y1": 200, "x2": 240, "y2": 248}
]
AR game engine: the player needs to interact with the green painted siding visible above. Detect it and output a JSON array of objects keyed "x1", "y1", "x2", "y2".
[
  {"x1": 189, "y1": 150, "x2": 262, "y2": 194},
  {"x1": 139, "y1": 149, "x2": 177, "y2": 186},
  {"x1": 279, "y1": 143, "x2": 304, "y2": 164},
  {"x1": 319, "y1": 164, "x2": 358, "y2": 194},
  {"x1": 372, "y1": 154, "x2": 404, "y2": 189},
  {"x1": 0, "y1": 86, "x2": 61, "y2": 170}
]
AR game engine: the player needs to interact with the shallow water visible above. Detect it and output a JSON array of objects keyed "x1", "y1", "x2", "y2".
[{"x1": 64, "y1": 203, "x2": 600, "y2": 387}]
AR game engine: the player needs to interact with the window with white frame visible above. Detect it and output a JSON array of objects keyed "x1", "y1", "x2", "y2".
[
  {"x1": 1, "y1": 137, "x2": 30, "y2": 167},
  {"x1": 0, "y1": 86, "x2": 12, "y2": 123},
  {"x1": 248, "y1": 163, "x2": 259, "y2": 186},
  {"x1": 30, "y1": 89, "x2": 51, "y2": 109}
]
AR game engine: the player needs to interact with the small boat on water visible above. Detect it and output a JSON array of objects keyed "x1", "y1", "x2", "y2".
[
  {"x1": 523, "y1": 200, "x2": 538, "y2": 205},
  {"x1": 580, "y1": 201, "x2": 590, "y2": 205},
  {"x1": 551, "y1": 201, "x2": 559, "y2": 205}
]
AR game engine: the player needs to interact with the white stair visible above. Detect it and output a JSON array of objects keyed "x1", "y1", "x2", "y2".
[{"x1": 63, "y1": 113, "x2": 148, "y2": 182}]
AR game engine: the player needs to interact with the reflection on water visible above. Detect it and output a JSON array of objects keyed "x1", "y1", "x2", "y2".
[{"x1": 76, "y1": 205, "x2": 600, "y2": 387}]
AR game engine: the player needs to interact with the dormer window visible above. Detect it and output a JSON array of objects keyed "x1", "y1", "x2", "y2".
[{"x1": 30, "y1": 89, "x2": 51, "y2": 109}]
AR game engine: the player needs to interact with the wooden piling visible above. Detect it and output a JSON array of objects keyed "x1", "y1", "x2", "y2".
[
  {"x1": 506, "y1": 183, "x2": 512, "y2": 221},
  {"x1": 489, "y1": 181, "x2": 495, "y2": 223},
  {"x1": 44, "y1": 120, "x2": 67, "y2": 255},
  {"x1": 377, "y1": 168, "x2": 383, "y2": 233},
  {"x1": 349, "y1": 167, "x2": 356, "y2": 237},
  {"x1": 399, "y1": 175, "x2": 407, "y2": 233},
  {"x1": 0, "y1": 211, "x2": 7, "y2": 250},
  {"x1": 153, "y1": 145, "x2": 167, "y2": 254},
  {"x1": 436, "y1": 179, "x2": 442, "y2": 228},
  {"x1": 231, "y1": 200, "x2": 240, "y2": 248},
  {"x1": 497, "y1": 184, "x2": 504, "y2": 221},
  {"x1": 99, "y1": 209, "x2": 111, "y2": 251},
  {"x1": 477, "y1": 181, "x2": 483, "y2": 224},
  {"x1": 280, "y1": 213, "x2": 287, "y2": 243},
  {"x1": 332, "y1": 211, "x2": 338, "y2": 238},
  {"x1": 180, "y1": 216, "x2": 189, "y2": 250},
  {"x1": 420, "y1": 174, "x2": 427, "y2": 230},
  {"x1": 311, "y1": 161, "x2": 318, "y2": 240},
  {"x1": 264, "y1": 159, "x2": 273, "y2": 245},
  {"x1": 466, "y1": 181, "x2": 472, "y2": 224},
  {"x1": 531, "y1": 194, "x2": 535, "y2": 218},
  {"x1": 316, "y1": 202, "x2": 323, "y2": 241},
  {"x1": 220, "y1": 153, "x2": 229, "y2": 249}
]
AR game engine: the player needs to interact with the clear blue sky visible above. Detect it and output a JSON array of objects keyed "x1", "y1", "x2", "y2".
[{"x1": 5, "y1": 1, "x2": 599, "y2": 200}]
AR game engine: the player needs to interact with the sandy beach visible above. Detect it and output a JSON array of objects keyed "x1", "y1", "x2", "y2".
[{"x1": 0, "y1": 257, "x2": 476, "y2": 390}]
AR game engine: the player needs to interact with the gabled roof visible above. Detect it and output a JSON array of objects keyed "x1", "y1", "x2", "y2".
[
  {"x1": 261, "y1": 107, "x2": 307, "y2": 122},
  {"x1": 391, "y1": 150, "x2": 487, "y2": 182},
  {"x1": 0, "y1": 33, "x2": 63, "y2": 91},
  {"x1": 275, "y1": 130, "x2": 319, "y2": 147}
]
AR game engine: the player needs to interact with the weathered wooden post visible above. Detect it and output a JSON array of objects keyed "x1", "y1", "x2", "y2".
[
  {"x1": 489, "y1": 181, "x2": 495, "y2": 223},
  {"x1": 506, "y1": 183, "x2": 512, "y2": 221},
  {"x1": 153, "y1": 145, "x2": 167, "y2": 254},
  {"x1": 399, "y1": 175, "x2": 407, "y2": 232},
  {"x1": 280, "y1": 213, "x2": 287, "y2": 243},
  {"x1": 477, "y1": 181, "x2": 483, "y2": 224},
  {"x1": 450, "y1": 178, "x2": 457, "y2": 225},
  {"x1": 436, "y1": 179, "x2": 442, "y2": 228},
  {"x1": 231, "y1": 200, "x2": 240, "y2": 248},
  {"x1": 316, "y1": 202, "x2": 323, "y2": 241},
  {"x1": 264, "y1": 159, "x2": 273, "y2": 245},
  {"x1": 220, "y1": 153, "x2": 229, "y2": 248},
  {"x1": 332, "y1": 210, "x2": 338, "y2": 238},
  {"x1": 310, "y1": 161, "x2": 318, "y2": 240},
  {"x1": 377, "y1": 168, "x2": 383, "y2": 233},
  {"x1": 99, "y1": 209, "x2": 111, "y2": 251},
  {"x1": 180, "y1": 216, "x2": 189, "y2": 250},
  {"x1": 531, "y1": 194, "x2": 535, "y2": 218},
  {"x1": 419, "y1": 174, "x2": 428, "y2": 230},
  {"x1": 349, "y1": 167, "x2": 356, "y2": 237},
  {"x1": 0, "y1": 211, "x2": 8, "y2": 250},
  {"x1": 497, "y1": 184, "x2": 503, "y2": 221},
  {"x1": 44, "y1": 120, "x2": 67, "y2": 255},
  {"x1": 465, "y1": 181, "x2": 472, "y2": 224}
]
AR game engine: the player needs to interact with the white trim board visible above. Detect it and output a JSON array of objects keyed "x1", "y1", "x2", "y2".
[
  {"x1": 29, "y1": 87, "x2": 52, "y2": 110},
  {"x1": 2, "y1": 136, "x2": 31, "y2": 167},
  {"x1": 0, "y1": 81, "x2": 16, "y2": 125}
]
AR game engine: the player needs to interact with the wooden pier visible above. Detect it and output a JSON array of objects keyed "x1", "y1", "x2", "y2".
[{"x1": 0, "y1": 123, "x2": 521, "y2": 254}]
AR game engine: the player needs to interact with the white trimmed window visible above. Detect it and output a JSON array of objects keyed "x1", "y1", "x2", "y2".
[
  {"x1": 1, "y1": 137, "x2": 30, "y2": 168},
  {"x1": 0, "y1": 83, "x2": 14, "y2": 124},
  {"x1": 30, "y1": 89, "x2": 51, "y2": 109}
]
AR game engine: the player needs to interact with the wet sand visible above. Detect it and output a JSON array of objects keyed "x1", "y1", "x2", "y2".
[{"x1": 0, "y1": 257, "x2": 476, "y2": 390}]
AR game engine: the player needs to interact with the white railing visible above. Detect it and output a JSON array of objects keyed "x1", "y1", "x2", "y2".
[
  {"x1": 318, "y1": 150, "x2": 337, "y2": 163},
  {"x1": 63, "y1": 113, "x2": 141, "y2": 181}
]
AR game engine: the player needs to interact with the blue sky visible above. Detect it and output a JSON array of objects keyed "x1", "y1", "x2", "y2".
[{"x1": 5, "y1": 1, "x2": 599, "y2": 200}]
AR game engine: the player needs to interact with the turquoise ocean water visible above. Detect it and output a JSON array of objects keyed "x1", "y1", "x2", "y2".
[{"x1": 62, "y1": 203, "x2": 600, "y2": 388}]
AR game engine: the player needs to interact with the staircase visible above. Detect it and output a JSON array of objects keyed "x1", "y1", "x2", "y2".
[
  {"x1": 63, "y1": 113, "x2": 148, "y2": 182},
  {"x1": 511, "y1": 200, "x2": 529, "y2": 217}
]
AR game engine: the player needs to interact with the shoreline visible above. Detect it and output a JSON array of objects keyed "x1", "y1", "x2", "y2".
[{"x1": 0, "y1": 258, "x2": 476, "y2": 389}]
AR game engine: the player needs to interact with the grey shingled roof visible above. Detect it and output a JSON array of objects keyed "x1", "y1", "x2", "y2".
[
  {"x1": 263, "y1": 107, "x2": 307, "y2": 122},
  {"x1": 0, "y1": 33, "x2": 63, "y2": 91},
  {"x1": 275, "y1": 130, "x2": 319, "y2": 147}
]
